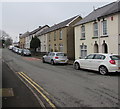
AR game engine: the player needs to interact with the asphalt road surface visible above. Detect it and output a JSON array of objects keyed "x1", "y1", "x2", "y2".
[{"x1": 2, "y1": 49, "x2": 120, "y2": 108}]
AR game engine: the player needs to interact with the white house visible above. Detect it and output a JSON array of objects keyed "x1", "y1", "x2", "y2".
[
  {"x1": 36, "y1": 25, "x2": 49, "y2": 52},
  {"x1": 74, "y1": 1, "x2": 120, "y2": 59},
  {"x1": 25, "y1": 25, "x2": 49, "y2": 49}
]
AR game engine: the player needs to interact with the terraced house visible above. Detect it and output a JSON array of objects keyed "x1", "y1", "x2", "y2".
[
  {"x1": 38, "y1": 15, "x2": 82, "y2": 59},
  {"x1": 74, "y1": 1, "x2": 120, "y2": 59},
  {"x1": 19, "y1": 32, "x2": 29, "y2": 48}
]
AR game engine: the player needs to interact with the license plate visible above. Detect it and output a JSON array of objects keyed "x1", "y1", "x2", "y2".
[{"x1": 61, "y1": 60, "x2": 65, "y2": 62}]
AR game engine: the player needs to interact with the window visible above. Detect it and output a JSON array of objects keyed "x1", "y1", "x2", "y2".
[
  {"x1": 56, "y1": 53, "x2": 66, "y2": 56},
  {"x1": 110, "y1": 55, "x2": 120, "y2": 60},
  {"x1": 49, "y1": 44, "x2": 51, "y2": 52},
  {"x1": 59, "y1": 44, "x2": 63, "y2": 52},
  {"x1": 102, "y1": 20, "x2": 107, "y2": 35},
  {"x1": 81, "y1": 25, "x2": 85, "y2": 39},
  {"x1": 54, "y1": 44, "x2": 57, "y2": 52},
  {"x1": 93, "y1": 23, "x2": 98, "y2": 37},
  {"x1": 59, "y1": 30, "x2": 62, "y2": 40},
  {"x1": 94, "y1": 55, "x2": 106, "y2": 60},
  {"x1": 54, "y1": 31, "x2": 56, "y2": 41},
  {"x1": 49, "y1": 33, "x2": 51, "y2": 42},
  {"x1": 80, "y1": 44, "x2": 87, "y2": 59},
  {"x1": 86, "y1": 54, "x2": 94, "y2": 59}
]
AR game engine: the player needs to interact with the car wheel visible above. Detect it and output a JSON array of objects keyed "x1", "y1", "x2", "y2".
[
  {"x1": 43, "y1": 58, "x2": 45, "y2": 63},
  {"x1": 74, "y1": 62, "x2": 80, "y2": 70},
  {"x1": 99, "y1": 66, "x2": 108, "y2": 75},
  {"x1": 51, "y1": 60, "x2": 54, "y2": 65}
]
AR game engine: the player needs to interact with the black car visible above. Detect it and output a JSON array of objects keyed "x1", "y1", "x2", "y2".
[{"x1": 21, "y1": 49, "x2": 31, "y2": 56}]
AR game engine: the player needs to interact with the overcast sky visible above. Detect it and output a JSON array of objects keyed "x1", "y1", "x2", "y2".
[{"x1": 1, "y1": 0, "x2": 116, "y2": 42}]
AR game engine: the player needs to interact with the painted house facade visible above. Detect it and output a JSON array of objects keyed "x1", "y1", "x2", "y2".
[
  {"x1": 25, "y1": 26, "x2": 42, "y2": 49},
  {"x1": 74, "y1": 1, "x2": 120, "y2": 59},
  {"x1": 39, "y1": 15, "x2": 82, "y2": 59},
  {"x1": 19, "y1": 32, "x2": 29, "y2": 48},
  {"x1": 36, "y1": 25, "x2": 49, "y2": 52}
]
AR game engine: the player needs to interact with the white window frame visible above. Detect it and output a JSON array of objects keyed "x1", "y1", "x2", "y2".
[
  {"x1": 93, "y1": 22, "x2": 98, "y2": 37},
  {"x1": 59, "y1": 30, "x2": 62, "y2": 40},
  {"x1": 59, "y1": 44, "x2": 63, "y2": 52},
  {"x1": 80, "y1": 44, "x2": 87, "y2": 59},
  {"x1": 102, "y1": 20, "x2": 107, "y2": 36},
  {"x1": 54, "y1": 31, "x2": 56, "y2": 41},
  {"x1": 81, "y1": 25, "x2": 85, "y2": 39}
]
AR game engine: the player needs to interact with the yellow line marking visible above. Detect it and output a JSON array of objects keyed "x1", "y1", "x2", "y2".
[
  {"x1": 20, "y1": 72, "x2": 49, "y2": 96},
  {"x1": 18, "y1": 72, "x2": 56, "y2": 109}
]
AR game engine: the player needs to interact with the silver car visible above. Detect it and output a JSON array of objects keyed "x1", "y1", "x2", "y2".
[{"x1": 42, "y1": 52, "x2": 68, "y2": 65}]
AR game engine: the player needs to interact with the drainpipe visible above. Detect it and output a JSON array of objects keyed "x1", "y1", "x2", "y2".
[{"x1": 97, "y1": 18, "x2": 101, "y2": 53}]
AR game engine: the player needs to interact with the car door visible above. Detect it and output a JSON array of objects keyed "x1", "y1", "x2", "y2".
[
  {"x1": 92, "y1": 54, "x2": 106, "y2": 71},
  {"x1": 81, "y1": 54, "x2": 95, "y2": 69}
]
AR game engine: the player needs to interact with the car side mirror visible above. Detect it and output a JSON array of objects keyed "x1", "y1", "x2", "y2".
[{"x1": 79, "y1": 57, "x2": 81, "y2": 59}]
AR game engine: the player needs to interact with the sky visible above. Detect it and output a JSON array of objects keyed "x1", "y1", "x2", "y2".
[{"x1": 0, "y1": 0, "x2": 117, "y2": 42}]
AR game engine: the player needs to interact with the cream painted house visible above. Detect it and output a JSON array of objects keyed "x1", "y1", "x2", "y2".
[
  {"x1": 74, "y1": 1, "x2": 120, "y2": 59},
  {"x1": 36, "y1": 25, "x2": 49, "y2": 52},
  {"x1": 38, "y1": 15, "x2": 82, "y2": 59}
]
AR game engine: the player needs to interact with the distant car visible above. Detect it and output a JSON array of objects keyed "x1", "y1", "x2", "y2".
[
  {"x1": 8, "y1": 45, "x2": 14, "y2": 50},
  {"x1": 74, "y1": 53, "x2": 120, "y2": 75},
  {"x1": 18, "y1": 48, "x2": 23, "y2": 55},
  {"x1": 12, "y1": 47, "x2": 18, "y2": 53},
  {"x1": 14, "y1": 47, "x2": 19, "y2": 53},
  {"x1": 21, "y1": 49, "x2": 31, "y2": 56},
  {"x1": 42, "y1": 52, "x2": 68, "y2": 65}
]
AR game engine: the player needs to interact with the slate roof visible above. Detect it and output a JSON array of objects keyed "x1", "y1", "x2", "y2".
[
  {"x1": 29, "y1": 26, "x2": 42, "y2": 35},
  {"x1": 19, "y1": 31, "x2": 29, "y2": 38},
  {"x1": 37, "y1": 15, "x2": 81, "y2": 36},
  {"x1": 75, "y1": 1, "x2": 120, "y2": 26}
]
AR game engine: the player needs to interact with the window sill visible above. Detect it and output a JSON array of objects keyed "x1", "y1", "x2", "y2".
[
  {"x1": 100, "y1": 35, "x2": 108, "y2": 38},
  {"x1": 92, "y1": 37, "x2": 98, "y2": 39},
  {"x1": 80, "y1": 38, "x2": 86, "y2": 40}
]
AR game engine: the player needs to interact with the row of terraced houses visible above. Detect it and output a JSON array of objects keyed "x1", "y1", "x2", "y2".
[{"x1": 19, "y1": 1, "x2": 120, "y2": 60}]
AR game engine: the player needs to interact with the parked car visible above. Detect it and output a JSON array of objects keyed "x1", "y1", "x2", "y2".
[
  {"x1": 18, "y1": 48, "x2": 23, "y2": 55},
  {"x1": 12, "y1": 47, "x2": 18, "y2": 53},
  {"x1": 74, "y1": 53, "x2": 120, "y2": 75},
  {"x1": 21, "y1": 49, "x2": 31, "y2": 56},
  {"x1": 42, "y1": 52, "x2": 68, "y2": 65},
  {"x1": 8, "y1": 45, "x2": 14, "y2": 50}
]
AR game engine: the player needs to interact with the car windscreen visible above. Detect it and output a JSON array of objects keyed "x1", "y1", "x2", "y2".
[
  {"x1": 56, "y1": 53, "x2": 66, "y2": 56},
  {"x1": 110, "y1": 55, "x2": 120, "y2": 60}
]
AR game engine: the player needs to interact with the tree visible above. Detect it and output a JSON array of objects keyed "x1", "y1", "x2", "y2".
[
  {"x1": 0, "y1": 30, "x2": 13, "y2": 48},
  {"x1": 30, "y1": 36, "x2": 41, "y2": 52}
]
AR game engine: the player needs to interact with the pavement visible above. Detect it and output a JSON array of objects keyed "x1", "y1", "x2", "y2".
[{"x1": 2, "y1": 61, "x2": 41, "y2": 108}]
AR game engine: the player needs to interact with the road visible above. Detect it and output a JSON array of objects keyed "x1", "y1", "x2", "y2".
[{"x1": 2, "y1": 49, "x2": 120, "y2": 108}]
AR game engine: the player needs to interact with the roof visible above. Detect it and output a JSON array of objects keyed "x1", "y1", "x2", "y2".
[
  {"x1": 19, "y1": 31, "x2": 29, "y2": 38},
  {"x1": 37, "y1": 15, "x2": 81, "y2": 36},
  {"x1": 75, "y1": 1, "x2": 120, "y2": 26},
  {"x1": 29, "y1": 26, "x2": 42, "y2": 35}
]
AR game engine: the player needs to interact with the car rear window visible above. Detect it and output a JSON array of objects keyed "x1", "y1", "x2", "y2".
[
  {"x1": 110, "y1": 55, "x2": 120, "y2": 60},
  {"x1": 56, "y1": 53, "x2": 66, "y2": 56}
]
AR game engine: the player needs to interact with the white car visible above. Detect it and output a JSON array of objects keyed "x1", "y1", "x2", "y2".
[
  {"x1": 74, "y1": 53, "x2": 120, "y2": 75},
  {"x1": 8, "y1": 45, "x2": 14, "y2": 50},
  {"x1": 43, "y1": 52, "x2": 68, "y2": 65}
]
